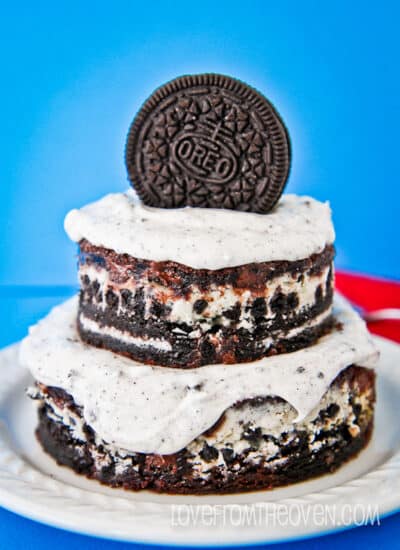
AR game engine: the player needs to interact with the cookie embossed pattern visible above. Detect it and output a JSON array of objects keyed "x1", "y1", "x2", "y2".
[{"x1": 125, "y1": 74, "x2": 291, "y2": 212}]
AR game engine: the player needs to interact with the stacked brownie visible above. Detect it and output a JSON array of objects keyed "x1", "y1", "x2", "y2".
[
  {"x1": 20, "y1": 74, "x2": 378, "y2": 494},
  {"x1": 71, "y1": 193, "x2": 335, "y2": 368}
]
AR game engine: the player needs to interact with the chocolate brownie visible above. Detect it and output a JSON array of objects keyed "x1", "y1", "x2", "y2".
[
  {"x1": 77, "y1": 240, "x2": 334, "y2": 367},
  {"x1": 32, "y1": 366, "x2": 375, "y2": 494}
]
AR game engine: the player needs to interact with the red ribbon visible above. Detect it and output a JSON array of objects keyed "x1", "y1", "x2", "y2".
[{"x1": 335, "y1": 271, "x2": 400, "y2": 343}]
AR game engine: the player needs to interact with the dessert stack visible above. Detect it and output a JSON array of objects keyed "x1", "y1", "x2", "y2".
[{"x1": 21, "y1": 74, "x2": 378, "y2": 494}]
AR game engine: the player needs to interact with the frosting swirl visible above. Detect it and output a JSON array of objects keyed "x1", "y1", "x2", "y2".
[{"x1": 64, "y1": 190, "x2": 335, "y2": 269}]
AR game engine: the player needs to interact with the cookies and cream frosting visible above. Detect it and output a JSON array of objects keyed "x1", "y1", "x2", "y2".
[
  {"x1": 20, "y1": 294, "x2": 377, "y2": 455},
  {"x1": 64, "y1": 190, "x2": 335, "y2": 269}
]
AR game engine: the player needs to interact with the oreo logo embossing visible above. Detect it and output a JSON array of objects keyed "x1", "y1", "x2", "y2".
[{"x1": 172, "y1": 132, "x2": 238, "y2": 184}]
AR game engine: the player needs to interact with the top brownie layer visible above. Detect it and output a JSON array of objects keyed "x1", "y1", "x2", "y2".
[{"x1": 77, "y1": 240, "x2": 334, "y2": 367}]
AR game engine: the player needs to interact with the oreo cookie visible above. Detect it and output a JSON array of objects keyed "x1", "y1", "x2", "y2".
[{"x1": 125, "y1": 74, "x2": 291, "y2": 213}]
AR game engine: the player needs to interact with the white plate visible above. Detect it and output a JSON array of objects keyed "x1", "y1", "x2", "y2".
[{"x1": 0, "y1": 336, "x2": 399, "y2": 546}]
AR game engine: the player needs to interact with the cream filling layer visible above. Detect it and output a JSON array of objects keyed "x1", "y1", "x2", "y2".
[
  {"x1": 20, "y1": 294, "x2": 378, "y2": 455},
  {"x1": 188, "y1": 382, "x2": 368, "y2": 476},
  {"x1": 78, "y1": 306, "x2": 332, "y2": 351},
  {"x1": 78, "y1": 314, "x2": 173, "y2": 352},
  {"x1": 79, "y1": 263, "x2": 332, "y2": 330}
]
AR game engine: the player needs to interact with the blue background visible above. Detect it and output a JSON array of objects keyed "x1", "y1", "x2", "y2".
[
  {"x1": 1, "y1": 1, "x2": 400, "y2": 549},
  {"x1": 1, "y1": 0, "x2": 399, "y2": 286}
]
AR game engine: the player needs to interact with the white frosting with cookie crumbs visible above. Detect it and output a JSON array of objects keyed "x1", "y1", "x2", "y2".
[
  {"x1": 64, "y1": 190, "x2": 335, "y2": 269},
  {"x1": 20, "y1": 294, "x2": 378, "y2": 455}
]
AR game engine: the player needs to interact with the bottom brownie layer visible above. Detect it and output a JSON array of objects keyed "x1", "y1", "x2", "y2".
[{"x1": 32, "y1": 365, "x2": 375, "y2": 494}]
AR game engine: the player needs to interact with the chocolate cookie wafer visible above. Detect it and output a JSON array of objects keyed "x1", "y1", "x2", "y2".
[{"x1": 125, "y1": 74, "x2": 291, "y2": 213}]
